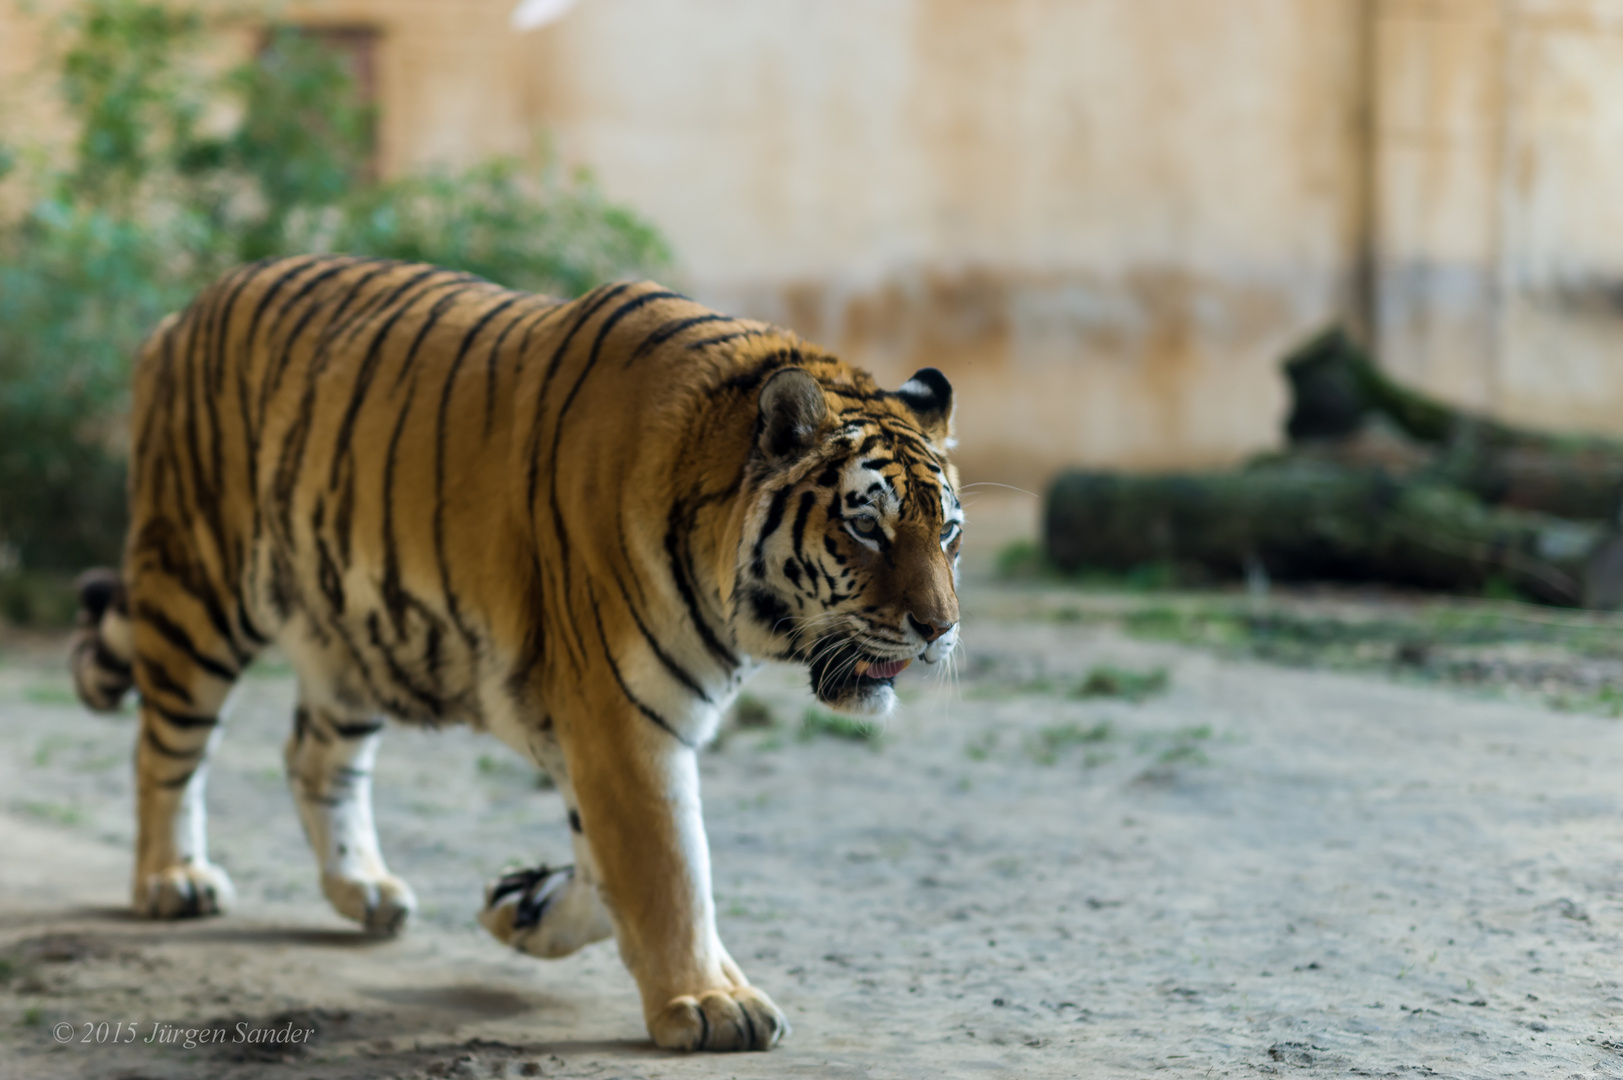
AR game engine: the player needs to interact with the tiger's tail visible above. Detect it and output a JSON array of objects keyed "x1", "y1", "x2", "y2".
[{"x1": 70, "y1": 568, "x2": 135, "y2": 713}]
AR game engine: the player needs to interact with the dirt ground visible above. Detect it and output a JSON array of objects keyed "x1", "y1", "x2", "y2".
[{"x1": 7, "y1": 518, "x2": 1623, "y2": 1078}]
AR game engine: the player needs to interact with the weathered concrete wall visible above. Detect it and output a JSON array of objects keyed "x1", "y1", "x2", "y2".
[
  {"x1": 287, "y1": 0, "x2": 1373, "y2": 487},
  {"x1": 5, "y1": 0, "x2": 1623, "y2": 488},
  {"x1": 1375, "y1": 0, "x2": 1623, "y2": 438},
  {"x1": 516, "y1": 0, "x2": 1374, "y2": 487}
]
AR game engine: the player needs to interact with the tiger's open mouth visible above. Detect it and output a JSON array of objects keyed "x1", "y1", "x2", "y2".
[
  {"x1": 852, "y1": 657, "x2": 911, "y2": 680},
  {"x1": 807, "y1": 640, "x2": 913, "y2": 710}
]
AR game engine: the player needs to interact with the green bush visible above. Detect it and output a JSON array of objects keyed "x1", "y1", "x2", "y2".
[{"x1": 0, "y1": 0, "x2": 669, "y2": 584}]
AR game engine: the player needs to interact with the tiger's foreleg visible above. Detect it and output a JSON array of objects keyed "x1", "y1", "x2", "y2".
[
  {"x1": 284, "y1": 701, "x2": 416, "y2": 935},
  {"x1": 479, "y1": 727, "x2": 615, "y2": 957},
  {"x1": 566, "y1": 718, "x2": 788, "y2": 1052}
]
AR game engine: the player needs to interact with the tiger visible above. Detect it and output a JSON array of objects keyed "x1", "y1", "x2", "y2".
[{"x1": 67, "y1": 254, "x2": 963, "y2": 1052}]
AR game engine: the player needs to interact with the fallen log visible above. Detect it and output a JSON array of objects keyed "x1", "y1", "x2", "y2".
[
  {"x1": 1044, "y1": 463, "x2": 1623, "y2": 608},
  {"x1": 1283, "y1": 328, "x2": 1623, "y2": 520}
]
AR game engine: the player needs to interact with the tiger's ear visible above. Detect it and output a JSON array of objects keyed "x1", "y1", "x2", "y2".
[
  {"x1": 757, "y1": 367, "x2": 829, "y2": 461},
  {"x1": 896, "y1": 367, "x2": 954, "y2": 446}
]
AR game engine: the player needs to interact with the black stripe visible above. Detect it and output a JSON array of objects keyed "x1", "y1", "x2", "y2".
[
  {"x1": 523, "y1": 283, "x2": 635, "y2": 522},
  {"x1": 134, "y1": 602, "x2": 238, "y2": 682},
  {"x1": 157, "y1": 768, "x2": 199, "y2": 790},
  {"x1": 243, "y1": 256, "x2": 340, "y2": 359},
  {"x1": 144, "y1": 725, "x2": 204, "y2": 760},
  {"x1": 363, "y1": 612, "x2": 447, "y2": 719},
  {"x1": 270, "y1": 268, "x2": 451, "y2": 542},
  {"x1": 389, "y1": 282, "x2": 487, "y2": 392},
  {"x1": 612, "y1": 571, "x2": 712, "y2": 703},
  {"x1": 718, "y1": 350, "x2": 796, "y2": 396},
  {"x1": 542, "y1": 289, "x2": 683, "y2": 573},
  {"x1": 626, "y1": 312, "x2": 730, "y2": 366},
  {"x1": 138, "y1": 659, "x2": 194, "y2": 706},
  {"x1": 434, "y1": 292, "x2": 526, "y2": 646},
  {"x1": 91, "y1": 640, "x2": 133, "y2": 678},
  {"x1": 750, "y1": 485, "x2": 793, "y2": 577},
  {"x1": 235, "y1": 587, "x2": 270, "y2": 645},
  {"x1": 790, "y1": 489, "x2": 817, "y2": 562},
  {"x1": 664, "y1": 525, "x2": 739, "y2": 672},
  {"x1": 686, "y1": 329, "x2": 767, "y2": 351},
  {"x1": 332, "y1": 719, "x2": 384, "y2": 739},
  {"x1": 262, "y1": 259, "x2": 398, "y2": 408},
  {"x1": 328, "y1": 277, "x2": 478, "y2": 489},
  {"x1": 587, "y1": 587, "x2": 694, "y2": 749},
  {"x1": 484, "y1": 299, "x2": 561, "y2": 435},
  {"x1": 379, "y1": 367, "x2": 422, "y2": 635},
  {"x1": 148, "y1": 702, "x2": 218, "y2": 729}
]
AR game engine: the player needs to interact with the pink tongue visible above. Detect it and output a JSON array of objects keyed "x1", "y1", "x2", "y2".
[{"x1": 865, "y1": 658, "x2": 911, "y2": 680}]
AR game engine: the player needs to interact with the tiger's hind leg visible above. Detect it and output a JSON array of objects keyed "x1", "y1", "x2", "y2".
[
  {"x1": 479, "y1": 729, "x2": 614, "y2": 958},
  {"x1": 284, "y1": 700, "x2": 417, "y2": 934},
  {"x1": 133, "y1": 697, "x2": 238, "y2": 918},
  {"x1": 129, "y1": 593, "x2": 256, "y2": 919}
]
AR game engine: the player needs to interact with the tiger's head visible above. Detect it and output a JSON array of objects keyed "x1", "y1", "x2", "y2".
[{"x1": 731, "y1": 364, "x2": 962, "y2": 715}]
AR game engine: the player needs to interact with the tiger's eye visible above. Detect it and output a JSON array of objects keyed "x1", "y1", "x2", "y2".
[
  {"x1": 850, "y1": 516, "x2": 879, "y2": 536},
  {"x1": 941, "y1": 523, "x2": 959, "y2": 543}
]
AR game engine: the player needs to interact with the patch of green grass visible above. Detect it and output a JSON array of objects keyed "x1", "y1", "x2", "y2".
[
  {"x1": 994, "y1": 541, "x2": 1188, "y2": 592},
  {"x1": 247, "y1": 659, "x2": 295, "y2": 680},
  {"x1": 0, "y1": 958, "x2": 14, "y2": 982},
  {"x1": 965, "y1": 731, "x2": 998, "y2": 761},
  {"x1": 23, "y1": 684, "x2": 78, "y2": 707},
  {"x1": 799, "y1": 708, "x2": 881, "y2": 744},
  {"x1": 995, "y1": 539, "x2": 1047, "y2": 579},
  {"x1": 1149, "y1": 724, "x2": 1213, "y2": 766},
  {"x1": 1025, "y1": 720, "x2": 1114, "y2": 765},
  {"x1": 1481, "y1": 574, "x2": 1532, "y2": 604},
  {"x1": 731, "y1": 694, "x2": 777, "y2": 730},
  {"x1": 21, "y1": 1005, "x2": 43, "y2": 1026},
  {"x1": 1073, "y1": 665, "x2": 1169, "y2": 702},
  {"x1": 965, "y1": 675, "x2": 1060, "y2": 701},
  {"x1": 16, "y1": 800, "x2": 82, "y2": 826},
  {"x1": 31, "y1": 734, "x2": 76, "y2": 767},
  {"x1": 1110, "y1": 599, "x2": 1623, "y2": 718},
  {"x1": 1552, "y1": 686, "x2": 1623, "y2": 718},
  {"x1": 479, "y1": 753, "x2": 550, "y2": 788}
]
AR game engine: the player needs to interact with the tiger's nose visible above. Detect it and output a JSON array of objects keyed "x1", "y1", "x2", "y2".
[{"x1": 908, "y1": 615, "x2": 954, "y2": 643}]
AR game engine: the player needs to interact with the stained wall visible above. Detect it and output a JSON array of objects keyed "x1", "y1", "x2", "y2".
[{"x1": 5, "y1": 1, "x2": 1623, "y2": 489}]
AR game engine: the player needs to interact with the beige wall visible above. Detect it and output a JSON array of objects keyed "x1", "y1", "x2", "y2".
[
  {"x1": 1375, "y1": 0, "x2": 1623, "y2": 436},
  {"x1": 282, "y1": 0, "x2": 1373, "y2": 487},
  {"x1": 6, "y1": 1, "x2": 1623, "y2": 490}
]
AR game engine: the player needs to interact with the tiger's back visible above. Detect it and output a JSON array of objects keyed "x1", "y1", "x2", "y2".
[{"x1": 120, "y1": 255, "x2": 761, "y2": 728}]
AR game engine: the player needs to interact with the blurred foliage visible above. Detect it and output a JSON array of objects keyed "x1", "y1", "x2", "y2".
[
  {"x1": 798, "y1": 707, "x2": 883, "y2": 745},
  {"x1": 1072, "y1": 664, "x2": 1169, "y2": 702},
  {"x1": 0, "y1": 0, "x2": 669, "y2": 594}
]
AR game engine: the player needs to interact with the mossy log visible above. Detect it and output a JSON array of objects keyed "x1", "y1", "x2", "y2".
[
  {"x1": 1044, "y1": 463, "x2": 1623, "y2": 608},
  {"x1": 1283, "y1": 328, "x2": 1623, "y2": 520}
]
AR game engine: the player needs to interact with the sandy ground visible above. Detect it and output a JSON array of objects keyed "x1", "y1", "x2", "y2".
[{"x1": 6, "y1": 527, "x2": 1623, "y2": 1077}]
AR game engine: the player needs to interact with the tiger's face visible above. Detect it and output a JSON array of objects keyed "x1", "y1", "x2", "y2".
[{"x1": 733, "y1": 366, "x2": 962, "y2": 715}]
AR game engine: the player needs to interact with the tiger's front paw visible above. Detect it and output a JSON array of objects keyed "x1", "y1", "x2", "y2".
[
  {"x1": 133, "y1": 862, "x2": 235, "y2": 919},
  {"x1": 479, "y1": 864, "x2": 613, "y2": 959},
  {"x1": 322, "y1": 871, "x2": 416, "y2": 935},
  {"x1": 650, "y1": 986, "x2": 788, "y2": 1052}
]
